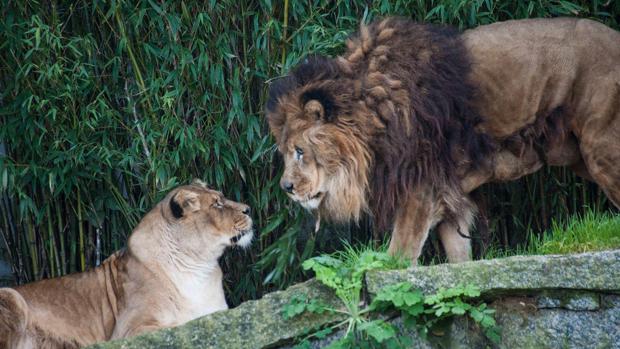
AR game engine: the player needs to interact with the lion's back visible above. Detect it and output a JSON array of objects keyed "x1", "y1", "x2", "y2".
[
  {"x1": 463, "y1": 17, "x2": 620, "y2": 138},
  {"x1": 465, "y1": 17, "x2": 620, "y2": 63}
]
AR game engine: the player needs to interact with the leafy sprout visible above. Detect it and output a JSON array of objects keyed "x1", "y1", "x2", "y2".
[{"x1": 283, "y1": 248, "x2": 500, "y2": 348}]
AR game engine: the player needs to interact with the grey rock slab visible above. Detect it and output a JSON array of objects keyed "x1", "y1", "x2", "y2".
[
  {"x1": 366, "y1": 250, "x2": 620, "y2": 296},
  {"x1": 492, "y1": 295, "x2": 620, "y2": 349},
  {"x1": 88, "y1": 279, "x2": 346, "y2": 349}
]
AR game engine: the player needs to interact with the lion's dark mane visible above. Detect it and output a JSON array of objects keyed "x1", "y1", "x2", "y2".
[
  {"x1": 267, "y1": 18, "x2": 495, "y2": 230},
  {"x1": 266, "y1": 55, "x2": 343, "y2": 119},
  {"x1": 347, "y1": 19, "x2": 495, "y2": 229}
]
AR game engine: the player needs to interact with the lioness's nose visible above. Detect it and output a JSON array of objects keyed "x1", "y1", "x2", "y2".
[
  {"x1": 281, "y1": 180, "x2": 294, "y2": 193},
  {"x1": 242, "y1": 205, "x2": 251, "y2": 215}
]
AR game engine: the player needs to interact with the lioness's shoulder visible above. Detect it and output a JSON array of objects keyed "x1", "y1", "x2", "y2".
[{"x1": 102, "y1": 249, "x2": 126, "y2": 264}]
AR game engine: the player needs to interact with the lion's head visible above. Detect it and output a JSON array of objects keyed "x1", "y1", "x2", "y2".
[
  {"x1": 266, "y1": 19, "x2": 493, "y2": 230},
  {"x1": 266, "y1": 56, "x2": 376, "y2": 225},
  {"x1": 129, "y1": 180, "x2": 253, "y2": 262}
]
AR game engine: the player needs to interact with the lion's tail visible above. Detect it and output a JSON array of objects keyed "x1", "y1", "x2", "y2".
[{"x1": 0, "y1": 288, "x2": 29, "y2": 345}]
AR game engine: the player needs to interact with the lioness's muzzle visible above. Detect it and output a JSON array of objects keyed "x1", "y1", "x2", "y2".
[{"x1": 231, "y1": 230, "x2": 250, "y2": 244}]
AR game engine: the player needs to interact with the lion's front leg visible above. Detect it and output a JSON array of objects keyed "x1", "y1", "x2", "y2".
[
  {"x1": 437, "y1": 206, "x2": 475, "y2": 263},
  {"x1": 387, "y1": 191, "x2": 437, "y2": 265}
]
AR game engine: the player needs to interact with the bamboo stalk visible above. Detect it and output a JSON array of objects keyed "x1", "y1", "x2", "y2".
[
  {"x1": 68, "y1": 201, "x2": 76, "y2": 274},
  {"x1": 56, "y1": 202, "x2": 66, "y2": 275},
  {"x1": 26, "y1": 217, "x2": 38, "y2": 281},
  {"x1": 0, "y1": 197, "x2": 17, "y2": 281},
  {"x1": 46, "y1": 204, "x2": 55, "y2": 278},
  {"x1": 77, "y1": 190, "x2": 85, "y2": 272},
  {"x1": 280, "y1": 0, "x2": 289, "y2": 71},
  {"x1": 114, "y1": 9, "x2": 152, "y2": 111}
]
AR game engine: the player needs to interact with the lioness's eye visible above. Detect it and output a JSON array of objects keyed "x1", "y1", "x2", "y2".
[
  {"x1": 214, "y1": 201, "x2": 223, "y2": 208},
  {"x1": 295, "y1": 146, "x2": 304, "y2": 160}
]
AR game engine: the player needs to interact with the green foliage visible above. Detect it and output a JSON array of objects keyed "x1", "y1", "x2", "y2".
[
  {"x1": 1, "y1": 0, "x2": 619, "y2": 304},
  {"x1": 284, "y1": 249, "x2": 500, "y2": 348}
]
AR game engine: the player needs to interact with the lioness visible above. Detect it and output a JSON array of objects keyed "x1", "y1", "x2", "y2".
[
  {"x1": 266, "y1": 17, "x2": 620, "y2": 263},
  {"x1": 0, "y1": 181, "x2": 253, "y2": 348}
]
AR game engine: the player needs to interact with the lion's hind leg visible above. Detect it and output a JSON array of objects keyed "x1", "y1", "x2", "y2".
[
  {"x1": 0, "y1": 288, "x2": 35, "y2": 349},
  {"x1": 578, "y1": 98, "x2": 620, "y2": 209},
  {"x1": 580, "y1": 141, "x2": 620, "y2": 209}
]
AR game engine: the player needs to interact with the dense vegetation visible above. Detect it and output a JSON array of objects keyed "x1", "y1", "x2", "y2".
[{"x1": 1, "y1": 0, "x2": 618, "y2": 305}]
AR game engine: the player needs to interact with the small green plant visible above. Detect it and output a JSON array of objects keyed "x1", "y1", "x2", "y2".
[{"x1": 282, "y1": 245, "x2": 500, "y2": 348}]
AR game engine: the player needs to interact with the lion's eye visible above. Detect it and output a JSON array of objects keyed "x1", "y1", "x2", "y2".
[
  {"x1": 295, "y1": 146, "x2": 304, "y2": 160},
  {"x1": 213, "y1": 201, "x2": 223, "y2": 208}
]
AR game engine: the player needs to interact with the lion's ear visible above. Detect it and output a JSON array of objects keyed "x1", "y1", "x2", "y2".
[
  {"x1": 304, "y1": 100, "x2": 325, "y2": 120},
  {"x1": 301, "y1": 89, "x2": 337, "y2": 122},
  {"x1": 170, "y1": 190, "x2": 201, "y2": 219}
]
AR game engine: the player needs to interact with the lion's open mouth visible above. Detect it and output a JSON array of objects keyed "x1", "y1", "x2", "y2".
[
  {"x1": 311, "y1": 192, "x2": 324, "y2": 200},
  {"x1": 299, "y1": 194, "x2": 323, "y2": 211}
]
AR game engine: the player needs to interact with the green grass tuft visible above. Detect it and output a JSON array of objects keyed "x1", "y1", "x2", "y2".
[
  {"x1": 483, "y1": 211, "x2": 620, "y2": 259},
  {"x1": 527, "y1": 211, "x2": 620, "y2": 255}
]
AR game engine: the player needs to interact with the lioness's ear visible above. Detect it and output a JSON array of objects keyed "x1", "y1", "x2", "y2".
[
  {"x1": 170, "y1": 190, "x2": 201, "y2": 219},
  {"x1": 191, "y1": 178, "x2": 208, "y2": 188},
  {"x1": 301, "y1": 89, "x2": 337, "y2": 122}
]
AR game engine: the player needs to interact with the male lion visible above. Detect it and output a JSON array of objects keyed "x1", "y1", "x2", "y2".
[
  {"x1": 266, "y1": 17, "x2": 620, "y2": 263},
  {"x1": 0, "y1": 181, "x2": 253, "y2": 348}
]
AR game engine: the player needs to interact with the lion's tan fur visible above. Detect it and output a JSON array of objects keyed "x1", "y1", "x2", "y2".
[
  {"x1": 0, "y1": 183, "x2": 253, "y2": 348},
  {"x1": 463, "y1": 18, "x2": 620, "y2": 204},
  {"x1": 266, "y1": 17, "x2": 620, "y2": 264}
]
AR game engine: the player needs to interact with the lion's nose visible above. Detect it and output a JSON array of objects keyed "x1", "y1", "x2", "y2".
[{"x1": 281, "y1": 180, "x2": 294, "y2": 193}]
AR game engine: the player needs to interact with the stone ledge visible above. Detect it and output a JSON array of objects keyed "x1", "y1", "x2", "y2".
[
  {"x1": 89, "y1": 250, "x2": 620, "y2": 348},
  {"x1": 366, "y1": 250, "x2": 620, "y2": 296},
  {"x1": 89, "y1": 279, "x2": 346, "y2": 349}
]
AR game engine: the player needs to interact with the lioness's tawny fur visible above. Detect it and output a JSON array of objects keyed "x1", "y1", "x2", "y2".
[
  {"x1": 0, "y1": 181, "x2": 253, "y2": 348},
  {"x1": 266, "y1": 17, "x2": 620, "y2": 263}
]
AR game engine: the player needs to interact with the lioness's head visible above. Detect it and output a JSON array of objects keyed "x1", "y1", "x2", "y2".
[
  {"x1": 266, "y1": 56, "x2": 375, "y2": 225},
  {"x1": 129, "y1": 181, "x2": 253, "y2": 263}
]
